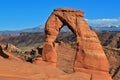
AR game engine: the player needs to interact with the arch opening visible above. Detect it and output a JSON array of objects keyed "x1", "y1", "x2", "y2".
[{"x1": 55, "y1": 25, "x2": 77, "y2": 73}]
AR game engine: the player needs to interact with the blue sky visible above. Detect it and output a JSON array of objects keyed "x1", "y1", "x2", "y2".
[{"x1": 0, "y1": 0, "x2": 120, "y2": 30}]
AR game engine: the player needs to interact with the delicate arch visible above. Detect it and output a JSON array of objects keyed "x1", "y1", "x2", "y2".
[{"x1": 42, "y1": 8, "x2": 110, "y2": 74}]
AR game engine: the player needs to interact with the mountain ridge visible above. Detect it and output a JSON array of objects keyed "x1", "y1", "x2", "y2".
[{"x1": 0, "y1": 24, "x2": 120, "y2": 35}]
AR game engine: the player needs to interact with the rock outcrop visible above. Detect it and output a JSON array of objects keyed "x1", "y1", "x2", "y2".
[
  {"x1": 0, "y1": 44, "x2": 22, "y2": 61},
  {"x1": 38, "y1": 8, "x2": 112, "y2": 80},
  {"x1": 5, "y1": 43, "x2": 20, "y2": 52},
  {"x1": 96, "y1": 32, "x2": 120, "y2": 48},
  {"x1": 104, "y1": 47, "x2": 120, "y2": 80}
]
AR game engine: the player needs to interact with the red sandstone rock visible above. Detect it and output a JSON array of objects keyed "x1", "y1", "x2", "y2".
[
  {"x1": 41, "y1": 8, "x2": 112, "y2": 80},
  {"x1": 42, "y1": 43, "x2": 57, "y2": 63}
]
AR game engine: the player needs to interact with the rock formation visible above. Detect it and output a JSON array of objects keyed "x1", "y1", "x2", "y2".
[
  {"x1": 41, "y1": 8, "x2": 112, "y2": 80},
  {"x1": 0, "y1": 44, "x2": 22, "y2": 61},
  {"x1": 104, "y1": 47, "x2": 120, "y2": 80},
  {"x1": 5, "y1": 43, "x2": 20, "y2": 52}
]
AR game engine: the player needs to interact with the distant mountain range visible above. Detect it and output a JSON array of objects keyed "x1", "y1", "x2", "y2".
[
  {"x1": 91, "y1": 25, "x2": 120, "y2": 32},
  {"x1": 0, "y1": 24, "x2": 120, "y2": 36},
  {"x1": 0, "y1": 25, "x2": 44, "y2": 36},
  {"x1": 87, "y1": 18, "x2": 120, "y2": 32},
  {"x1": 0, "y1": 25, "x2": 71, "y2": 36}
]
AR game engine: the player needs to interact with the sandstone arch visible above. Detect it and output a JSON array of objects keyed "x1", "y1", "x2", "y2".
[{"x1": 42, "y1": 8, "x2": 112, "y2": 80}]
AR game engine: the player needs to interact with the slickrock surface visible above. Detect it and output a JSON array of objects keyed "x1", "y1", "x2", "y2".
[
  {"x1": 1, "y1": 59, "x2": 110, "y2": 80},
  {"x1": 0, "y1": 60, "x2": 65, "y2": 80}
]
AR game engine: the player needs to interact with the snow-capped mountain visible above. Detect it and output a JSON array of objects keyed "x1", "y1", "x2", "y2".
[
  {"x1": 91, "y1": 25, "x2": 120, "y2": 32},
  {"x1": 87, "y1": 18, "x2": 120, "y2": 32},
  {"x1": 86, "y1": 18, "x2": 120, "y2": 28}
]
